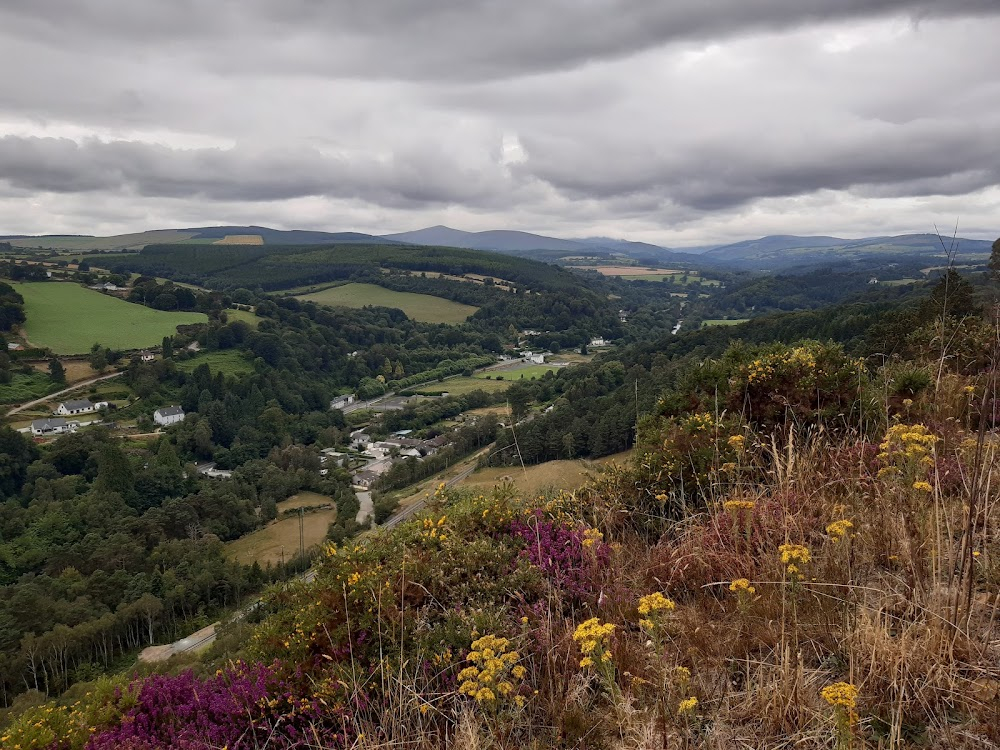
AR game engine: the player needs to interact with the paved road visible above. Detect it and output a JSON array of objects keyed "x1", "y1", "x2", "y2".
[
  {"x1": 6, "y1": 371, "x2": 124, "y2": 416},
  {"x1": 355, "y1": 491, "x2": 372, "y2": 525}
]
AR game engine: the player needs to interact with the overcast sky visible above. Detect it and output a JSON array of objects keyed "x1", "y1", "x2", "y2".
[{"x1": 0, "y1": 0, "x2": 998, "y2": 246}]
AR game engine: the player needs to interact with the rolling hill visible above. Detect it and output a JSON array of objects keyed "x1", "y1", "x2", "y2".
[{"x1": 703, "y1": 233, "x2": 993, "y2": 268}]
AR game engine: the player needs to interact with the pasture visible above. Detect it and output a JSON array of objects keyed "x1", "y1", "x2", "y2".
[
  {"x1": 175, "y1": 350, "x2": 254, "y2": 377},
  {"x1": 411, "y1": 377, "x2": 511, "y2": 396},
  {"x1": 702, "y1": 318, "x2": 750, "y2": 327},
  {"x1": 13, "y1": 282, "x2": 207, "y2": 354},
  {"x1": 477, "y1": 364, "x2": 559, "y2": 380},
  {"x1": 577, "y1": 265, "x2": 680, "y2": 277},
  {"x1": 294, "y1": 283, "x2": 478, "y2": 324},
  {"x1": 214, "y1": 235, "x2": 264, "y2": 245},
  {"x1": 225, "y1": 503, "x2": 337, "y2": 566},
  {"x1": 224, "y1": 308, "x2": 262, "y2": 327}
]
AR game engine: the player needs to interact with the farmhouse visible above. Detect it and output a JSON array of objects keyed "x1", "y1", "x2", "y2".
[
  {"x1": 31, "y1": 418, "x2": 78, "y2": 436},
  {"x1": 56, "y1": 399, "x2": 108, "y2": 416},
  {"x1": 590, "y1": 337, "x2": 607, "y2": 347},
  {"x1": 140, "y1": 350, "x2": 156, "y2": 362},
  {"x1": 88, "y1": 282, "x2": 124, "y2": 292},
  {"x1": 353, "y1": 470, "x2": 379, "y2": 489},
  {"x1": 330, "y1": 394, "x2": 356, "y2": 410},
  {"x1": 153, "y1": 405, "x2": 185, "y2": 426},
  {"x1": 7, "y1": 342, "x2": 23, "y2": 351},
  {"x1": 195, "y1": 462, "x2": 232, "y2": 480}
]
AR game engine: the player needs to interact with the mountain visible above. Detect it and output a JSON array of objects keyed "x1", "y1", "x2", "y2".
[
  {"x1": 702, "y1": 233, "x2": 994, "y2": 270},
  {"x1": 382, "y1": 226, "x2": 585, "y2": 253},
  {"x1": 381, "y1": 225, "x2": 703, "y2": 263},
  {"x1": 3, "y1": 226, "x2": 398, "y2": 251},
  {"x1": 704, "y1": 235, "x2": 848, "y2": 260}
]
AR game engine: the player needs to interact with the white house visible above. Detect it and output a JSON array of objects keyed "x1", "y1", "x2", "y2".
[
  {"x1": 330, "y1": 394, "x2": 356, "y2": 410},
  {"x1": 153, "y1": 405, "x2": 185, "y2": 426},
  {"x1": 140, "y1": 350, "x2": 156, "y2": 362},
  {"x1": 56, "y1": 399, "x2": 107, "y2": 416},
  {"x1": 31, "y1": 418, "x2": 78, "y2": 436},
  {"x1": 526, "y1": 353, "x2": 545, "y2": 364},
  {"x1": 590, "y1": 337, "x2": 607, "y2": 347},
  {"x1": 350, "y1": 430, "x2": 372, "y2": 449}
]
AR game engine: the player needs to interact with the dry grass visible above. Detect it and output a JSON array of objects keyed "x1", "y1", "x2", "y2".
[
  {"x1": 30, "y1": 359, "x2": 98, "y2": 384},
  {"x1": 224, "y1": 507, "x2": 336, "y2": 566},
  {"x1": 213, "y1": 234, "x2": 264, "y2": 245},
  {"x1": 458, "y1": 451, "x2": 632, "y2": 498},
  {"x1": 277, "y1": 492, "x2": 335, "y2": 512},
  {"x1": 576, "y1": 265, "x2": 681, "y2": 276}
]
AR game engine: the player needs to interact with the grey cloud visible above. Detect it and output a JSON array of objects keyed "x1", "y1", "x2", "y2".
[
  {"x1": 0, "y1": 136, "x2": 518, "y2": 209},
  {"x1": 2, "y1": 0, "x2": 998, "y2": 81},
  {"x1": 518, "y1": 116, "x2": 1000, "y2": 211}
]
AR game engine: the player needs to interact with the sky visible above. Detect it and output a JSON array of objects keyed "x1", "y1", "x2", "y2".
[{"x1": 0, "y1": 0, "x2": 998, "y2": 246}]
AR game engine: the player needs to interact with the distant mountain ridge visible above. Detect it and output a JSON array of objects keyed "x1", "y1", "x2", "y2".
[{"x1": 3, "y1": 225, "x2": 992, "y2": 269}]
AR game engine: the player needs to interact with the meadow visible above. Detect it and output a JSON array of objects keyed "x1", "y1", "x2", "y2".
[
  {"x1": 702, "y1": 318, "x2": 750, "y2": 327},
  {"x1": 224, "y1": 308, "x2": 262, "y2": 327},
  {"x1": 294, "y1": 283, "x2": 478, "y2": 324},
  {"x1": 411, "y1": 376, "x2": 512, "y2": 396},
  {"x1": 224, "y1": 500, "x2": 336, "y2": 566},
  {"x1": 477, "y1": 364, "x2": 559, "y2": 380},
  {"x1": 175, "y1": 350, "x2": 255, "y2": 377},
  {"x1": 12, "y1": 282, "x2": 207, "y2": 354}
]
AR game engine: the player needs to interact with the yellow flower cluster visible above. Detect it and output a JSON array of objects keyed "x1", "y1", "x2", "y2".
[
  {"x1": 745, "y1": 344, "x2": 822, "y2": 385},
  {"x1": 582, "y1": 527, "x2": 603, "y2": 548},
  {"x1": 723, "y1": 499, "x2": 755, "y2": 512},
  {"x1": 778, "y1": 543, "x2": 811, "y2": 575},
  {"x1": 746, "y1": 357, "x2": 777, "y2": 384},
  {"x1": 821, "y1": 681, "x2": 859, "y2": 711},
  {"x1": 912, "y1": 481, "x2": 932, "y2": 493},
  {"x1": 458, "y1": 634, "x2": 526, "y2": 707},
  {"x1": 878, "y1": 423, "x2": 937, "y2": 465},
  {"x1": 825, "y1": 519, "x2": 853, "y2": 542},
  {"x1": 727, "y1": 434, "x2": 746, "y2": 449},
  {"x1": 420, "y1": 514, "x2": 448, "y2": 543},
  {"x1": 729, "y1": 578, "x2": 756, "y2": 596},
  {"x1": 677, "y1": 696, "x2": 699, "y2": 715},
  {"x1": 684, "y1": 412, "x2": 715, "y2": 432},
  {"x1": 573, "y1": 617, "x2": 616, "y2": 668},
  {"x1": 637, "y1": 592, "x2": 676, "y2": 632}
]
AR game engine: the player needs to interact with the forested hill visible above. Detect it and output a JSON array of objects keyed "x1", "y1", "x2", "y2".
[{"x1": 97, "y1": 242, "x2": 588, "y2": 293}]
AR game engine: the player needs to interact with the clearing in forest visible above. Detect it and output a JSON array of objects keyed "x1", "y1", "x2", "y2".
[
  {"x1": 294, "y1": 283, "x2": 478, "y2": 324},
  {"x1": 224, "y1": 506, "x2": 337, "y2": 566}
]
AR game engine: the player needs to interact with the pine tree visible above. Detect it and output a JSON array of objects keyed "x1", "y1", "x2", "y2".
[{"x1": 48, "y1": 358, "x2": 66, "y2": 384}]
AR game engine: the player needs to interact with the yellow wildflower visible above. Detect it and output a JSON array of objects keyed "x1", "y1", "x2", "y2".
[
  {"x1": 723, "y1": 499, "x2": 755, "y2": 512},
  {"x1": 677, "y1": 696, "x2": 699, "y2": 714},
  {"x1": 637, "y1": 591, "x2": 676, "y2": 616},
  {"x1": 821, "y1": 682, "x2": 859, "y2": 711},
  {"x1": 912, "y1": 481, "x2": 932, "y2": 493},
  {"x1": 825, "y1": 519, "x2": 853, "y2": 542},
  {"x1": 729, "y1": 578, "x2": 756, "y2": 596}
]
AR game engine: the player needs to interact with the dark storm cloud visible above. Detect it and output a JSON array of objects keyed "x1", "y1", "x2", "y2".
[
  {"x1": 0, "y1": 136, "x2": 514, "y2": 208},
  {"x1": 2, "y1": 0, "x2": 998, "y2": 81}
]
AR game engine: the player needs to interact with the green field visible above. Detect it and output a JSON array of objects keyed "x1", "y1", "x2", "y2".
[
  {"x1": 176, "y1": 350, "x2": 254, "y2": 377},
  {"x1": 702, "y1": 318, "x2": 750, "y2": 327},
  {"x1": 412, "y1": 377, "x2": 511, "y2": 396},
  {"x1": 13, "y1": 282, "x2": 207, "y2": 354},
  {"x1": 477, "y1": 365, "x2": 559, "y2": 380},
  {"x1": 225, "y1": 308, "x2": 262, "y2": 327},
  {"x1": 294, "y1": 283, "x2": 478, "y2": 324}
]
